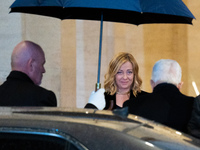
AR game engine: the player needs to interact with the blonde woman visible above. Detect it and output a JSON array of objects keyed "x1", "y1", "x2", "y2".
[{"x1": 85, "y1": 52, "x2": 148, "y2": 110}]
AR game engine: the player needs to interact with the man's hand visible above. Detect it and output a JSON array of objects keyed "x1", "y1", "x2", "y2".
[{"x1": 88, "y1": 89, "x2": 106, "y2": 110}]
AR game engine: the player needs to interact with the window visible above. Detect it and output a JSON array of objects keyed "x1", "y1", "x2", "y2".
[{"x1": 0, "y1": 127, "x2": 87, "y2": 150}]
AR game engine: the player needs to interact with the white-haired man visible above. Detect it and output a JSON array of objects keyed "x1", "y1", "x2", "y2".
[{"x1": 124, "y1": 59, "x2": 194, "y2": 133}]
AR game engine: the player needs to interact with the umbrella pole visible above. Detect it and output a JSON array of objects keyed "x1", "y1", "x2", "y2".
[{"x1": 95, "y1": 12, "x2": 103, "y2": 91}]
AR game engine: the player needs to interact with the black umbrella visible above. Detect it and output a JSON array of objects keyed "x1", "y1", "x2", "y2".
[{"x1": 10, "y1": 0, "x2": 195, "y2": 90}]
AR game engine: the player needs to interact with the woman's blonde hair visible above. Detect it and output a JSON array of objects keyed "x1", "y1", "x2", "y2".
[{"x1": 104, "y1": 52, "x2": 142, "y2": 96}]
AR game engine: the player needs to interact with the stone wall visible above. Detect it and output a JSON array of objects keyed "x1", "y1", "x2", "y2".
[{"x1": 1, "y1": 1, "x2": 199, "y2": 108}]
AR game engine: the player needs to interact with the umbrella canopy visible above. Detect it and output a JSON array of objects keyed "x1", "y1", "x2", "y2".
[
  {"x1": 10, "y1": 0, "x2": 195, "y2": 90},
  {"x1": 10, "y1": 0, "x2": 195, "y2": 24}
]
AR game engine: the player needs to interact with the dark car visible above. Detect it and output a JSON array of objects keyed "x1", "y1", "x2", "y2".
[{"x1": 0, "y1": 107, "x2": 199, "y2": 150}]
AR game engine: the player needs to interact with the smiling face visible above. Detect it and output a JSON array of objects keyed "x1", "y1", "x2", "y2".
[{"x1": 115, "y1": 61, "x2": 134, "y2": 93}]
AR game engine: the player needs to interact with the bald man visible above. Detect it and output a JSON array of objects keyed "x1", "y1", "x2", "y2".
[{"x1": 0, "y1": 41, "x2": 57, "y2": 106}]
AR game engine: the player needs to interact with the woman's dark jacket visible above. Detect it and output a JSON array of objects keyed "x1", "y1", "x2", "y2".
[{"x1": 85, "y1": 90, "x2": 148, "y2": 110}]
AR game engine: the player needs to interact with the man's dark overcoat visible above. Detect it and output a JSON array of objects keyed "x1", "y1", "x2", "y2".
[
  {"x1": 0, "y1": 71, "x2": 57, "y2": 106},
  {"x1": 124, "y1": 83, "x2": 194, "y2": 133}
]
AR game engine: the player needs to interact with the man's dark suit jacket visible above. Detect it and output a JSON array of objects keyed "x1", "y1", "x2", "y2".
[
  {"x1": 124, "y1": 83, "x2": 194, "y2": 133},
  {"x1": 0, "y1": 71, "x2": 57, "y2": 106}
]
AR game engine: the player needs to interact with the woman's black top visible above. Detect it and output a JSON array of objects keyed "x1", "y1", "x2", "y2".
[{"x1": 85, "y1": 90, "x2": 148, "y2": 110}]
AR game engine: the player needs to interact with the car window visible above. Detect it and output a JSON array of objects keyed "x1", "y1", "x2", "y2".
[{"x1": 0, "y1": 127, "x2": 88, "y2": 150}]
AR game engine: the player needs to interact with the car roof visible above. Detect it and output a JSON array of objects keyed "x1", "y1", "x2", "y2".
[{"x1": 0, "y1": 107, "x2": 199, "y2": 150}]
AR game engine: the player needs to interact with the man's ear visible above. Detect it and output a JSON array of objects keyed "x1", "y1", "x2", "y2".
[
  {"x1": 27, "y1": 58, "x2": 34, "y2": 72},
  {"x1": 150, "y1": 80, "x2": 155, "y2": 91},
  {"x1": 177, "y1": 81, "x2": 184, "y2": 90}
]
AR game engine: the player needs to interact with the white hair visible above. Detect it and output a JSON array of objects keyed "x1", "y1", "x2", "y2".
[{"x1": 151, "y1": 59, "x2": 182, "y2": 86}]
